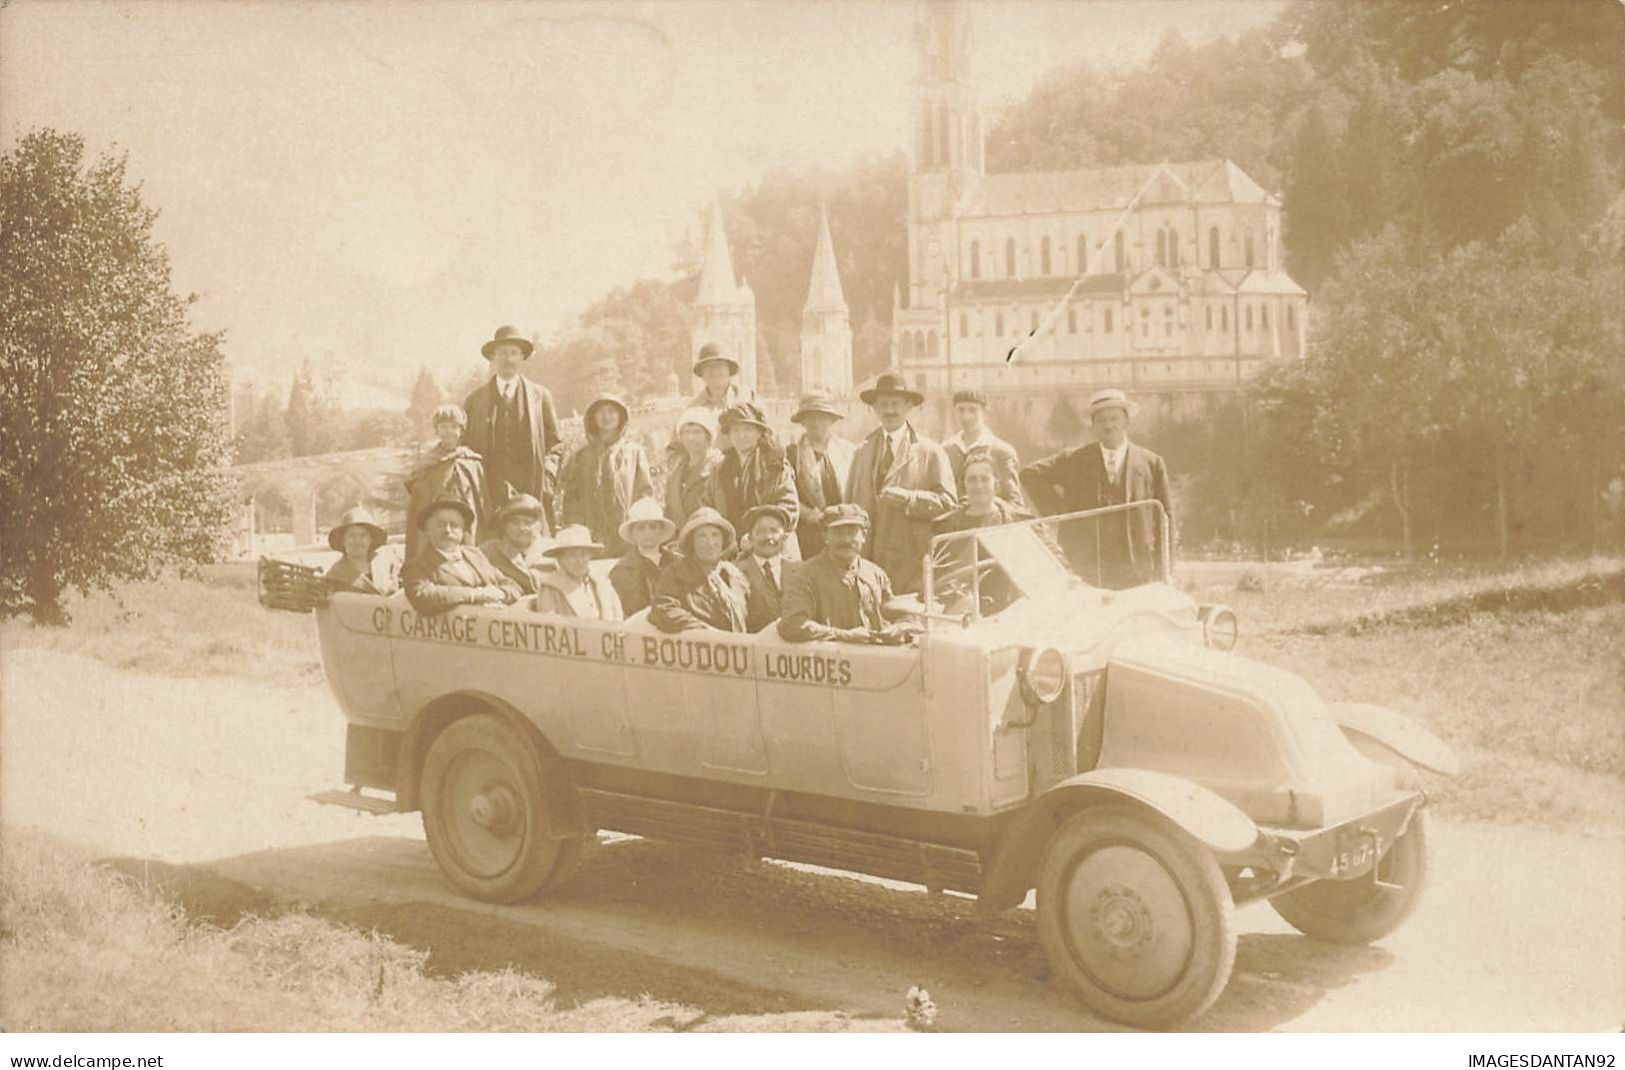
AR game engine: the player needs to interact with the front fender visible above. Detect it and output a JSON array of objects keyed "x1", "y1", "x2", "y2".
[
  {"x1": 1331, "y1": 703, "x2": 1460, "y2": 777},
  {"x1": 978, "y1": 768, "x2": 1258, "y2": 911}
]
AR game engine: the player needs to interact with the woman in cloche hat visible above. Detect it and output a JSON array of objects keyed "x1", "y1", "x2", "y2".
[
  {"x1": 648, "y1": 507, "x2": 751, "y2": 634},
  {"x1": 665, "y1": 406, "x2": 722, "y2": 530},
  {"x1": 610, "y1": 497, "x2": 678, "y2": 617},
  {"x1": 702, "y1": 401, "x2": 801, "y2": 560},
  {"x1": 324, "y1": 505, "x2": 397, "y2": 594},
  {"x1": 533, "y1": 525, "x2": 623, "y2": 621},
  {"x1": 557, "y1": 394, "x2": 654, "y2": 558}
]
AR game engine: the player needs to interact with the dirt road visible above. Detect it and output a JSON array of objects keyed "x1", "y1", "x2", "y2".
[{"x1": 3, "y1": 646, "x2": 1620, "y2": 1031}]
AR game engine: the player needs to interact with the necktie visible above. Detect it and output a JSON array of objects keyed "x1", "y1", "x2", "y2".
[
  {"x1": 877, "y1": 435, "x2": 894, "y2": 484},
  {"x1": 819, "y1": 453, "x2": 841, "y2": 506},
  {"x1": 764, "y1": 561, "x2": 779, "y2": 596}
]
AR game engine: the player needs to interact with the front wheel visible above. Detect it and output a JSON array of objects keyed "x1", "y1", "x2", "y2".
[
  {"x1": 1270, "y1": 811, "x2": 1428, "y2": 945},
  {"x1": 420, "y1": 714, "x2": 580, "y2": 903},
  {"x1": 1036, "y1": 806, "x2": 1236, "y2": 1029}
]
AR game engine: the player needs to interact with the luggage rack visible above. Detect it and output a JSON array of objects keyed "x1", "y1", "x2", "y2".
[{"x1": 257, "y1": 556, "x2": 331, "y2": 613}]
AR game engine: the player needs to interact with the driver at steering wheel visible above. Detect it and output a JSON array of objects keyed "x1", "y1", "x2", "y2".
[{"x1": 778, "y1": 505, "x2": 914, "y2": 646}]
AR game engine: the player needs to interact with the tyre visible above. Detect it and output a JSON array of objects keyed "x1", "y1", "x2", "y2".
[
  {"x1": 1270, "y1": 811, "x2": 1427, "y2": 945},
  {"x1": 1036, "y1": 805, "x2": 1236, "y2": 1030},
  {"x1": 420, "y1": 714, "x2": 580, "y2": 903}
]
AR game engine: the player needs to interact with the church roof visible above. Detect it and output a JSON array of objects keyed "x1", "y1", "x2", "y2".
[
  {"x1": 803, "y1": 204, "x2": 848, "y2": 314},
  {"x1": 695, "y1": 198, "x2": 749, "y2": 307},
  {"x1": 959, "y1": 159, "x2": 1275, "y2": 218},
  {"x1": 1233, "y1": 268, "x2": 1308, "y2": 296}
]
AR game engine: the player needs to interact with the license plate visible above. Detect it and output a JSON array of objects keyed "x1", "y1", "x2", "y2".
[{"x1": 1327, "y1": 826, "x2": 1382, "y2": 879}]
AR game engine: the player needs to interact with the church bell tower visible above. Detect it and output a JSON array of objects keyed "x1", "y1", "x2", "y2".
[{"x1": 908, "y1": 0, "x2": 984, "y2": 309}]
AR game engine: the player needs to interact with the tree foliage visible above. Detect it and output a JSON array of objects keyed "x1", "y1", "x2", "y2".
[{"x1": 0, "y1": 130, "x2": 236, "y2": 623}]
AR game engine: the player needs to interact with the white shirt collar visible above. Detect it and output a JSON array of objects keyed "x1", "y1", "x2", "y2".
[
  {"x1": 1101, "y1": 440, "x2": 1129, "y2": 469},
  {"x1": 753, "y1": 555, "x2": 779, "y2": 579},
  {"x1": 949, "y1": 425, "x2": 993, "y2": 452},
  {"x1": 882, "y1": 425, "x2": 907, "y2": 452},
  {"x1": 495, "y1": 374, "x2": 520, "y2": 398}
]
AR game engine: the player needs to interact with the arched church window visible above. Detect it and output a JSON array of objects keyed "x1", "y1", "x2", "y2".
[
  {"x1": 1005, "y1": 238, "x2": 1015, "y2": 277},
  {"x1": 1220, "y1": 306, "x2": 1228, "y2": 331},
  {"x1": 900, "y1": 332, "x2": 915, "y2": 361},
  {"x1": 1170, "y1": 232, "x2": 1180, "y2": 268},
  {"x1": 1155, "y1": 229, "x2": 1167, "y2": 268},
  {"x1": 1114, "y1": 231, "x2": 1125, "y2": 272},
  {"x1": 995, "y1": 311, "x2": 1005, "y2": 335},
  {"x1": 928, "y1": 330, "x2": 940, "y2": 358},
  {"x1": 1209, "y1": 227, "x2": 1220, "y2": 270},
  {"x1": 1245, "y1": 232, "x2": 1255, "y2": 269},
  {"x1": 919, "y1": 108, "x2": 934, "y2": 168},
  {"x1": 1077, "y1": 233, "x2": 1088, "y2": 273},
  {"x1": 970, "y1": 240, "x2": 981, "y2": 279},
  {"x1": 1030, "y1": 310, "x2": 1040, "y2": 333},
  {"x1": 1245, "y1": 306, "x2": 1254, "y2": 331},
  {"x1": 1104, "y1": 308, "x2": 1114, "y2": 333},
  {"x1": 935, "y1": 101, "x2": 949, "y2": 169},
  {"x1": 1041, "y1": 237, "x2": 1052, "y2": 275},
  {"x1": 1262, "y1": 304, "x2": 1270, "y2": 329},
  {"x1": 1205, "y1": 307, "x2": 1213, "y2": 331},
  {"x1": 1068, "y1": 308, "x2": 1077, "y2": 334},
  {"x1": 960, "y1": 312, "x2": 968, "y2": 337},
  {"x1": 1287, "y1": 304, "x2": 1296, "y2": 330}
]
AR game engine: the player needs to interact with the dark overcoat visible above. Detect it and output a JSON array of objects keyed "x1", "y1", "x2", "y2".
[
  {"x1": 1019, "y1": 441, "x2": 1173, "y2": 589},
  {"x1": 462, "y1": 376, "x2": 561, "y2": 522},
  {"x1": 845, "y1": 424, "x2": 957, "y2": 594},
  {"x1": 790, "y1": 434, "x2": 857, "y2": 559},
  {"x1": 649, "y1": 556, "x2": 751, "y2": 633}
]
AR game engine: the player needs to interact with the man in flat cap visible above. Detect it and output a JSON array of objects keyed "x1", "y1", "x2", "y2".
[
  {"x1": 942, "y1": 388, "x2": 1025, "y2": 509},
  {"x1": 462, "y1": 325, "x2": 562, "y2": 530},
  {"x1": 478, "y1": 493, "x2": 552, "y2": 596},
  {"x1": 846, "y1": 372, "x2": 956, "y2": 594},
  {"x1": 1019, "y1": 388, "x2": 1174, "y2": 589},
  {"x1": 779, "y1": 504, "x2": 911, "y2": 645},
  {"x1": 788, "y1": 390, "x2": 856, "y2": 560},
  {"x1": 401, "y1": 498, "x2": 523, "y2": 616}
]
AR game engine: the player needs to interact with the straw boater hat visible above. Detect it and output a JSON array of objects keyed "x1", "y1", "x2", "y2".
[
  {"x1": 791, "y1": 391, "x2": 844, "y2": 425},
  {"x1": 741, "y1": 503, "x2": 793, "y2": 532},
  {"x1": 1087, "y1": 388, "x2": 1137, "y2": 420},
  {"x1": 328, "y1": 506, "x2": 387, "y2": 554},
  {"x1": 692, "y1": 341, "x2": 739, "y2": 376},
  {"x1": 493, "y1": 493, "x2": 546, "y2": 529},
  {"x1": 480, "y1": 325, "x2": 534, "y2": 361},
  {"x1": 675, "y1": 406, "x2": 718, "y2": 441},
  {"x1": 819, "y1": 503, "x2": 870, "y2": 530},
  {"x1": 584, "y1": 395, "x2": 630, "y2": 430},
  {"x1": 543, "y1": 525, "x2": 604, "y2": 558},
  {"x1": 415, "y1": 496, "x2": 475, "y2": 532},
  {"x1": 617, "y1": 497, "x2": 677, "y2": 547},
  {"x1": 720, "y1": 401, "x2": 769, "y2": 432},
  {"x1": 859, "y1": 371, "x2": 925, "y2": 408},
  {"x1": 676, "y1": 506, "x2": 737, "y2": 554}
]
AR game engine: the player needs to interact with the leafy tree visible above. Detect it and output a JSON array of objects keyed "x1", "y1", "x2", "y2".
[
  {"x1": 0, "y1": 129, "x2": 235, "y2": 624},
  {"x1": 1045, "y1": 395, "x2": 1084, "y2": 444},
  {"x1": 405, "y1": 366, "x2": 443, "y2": 444},
  {"x1": 234, "y1": 390, "x2": 290, "y2": 463}
]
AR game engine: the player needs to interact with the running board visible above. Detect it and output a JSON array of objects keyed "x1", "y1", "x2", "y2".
[{"x1": 308, "y1": 788, "x2": 399, "y2": 815}]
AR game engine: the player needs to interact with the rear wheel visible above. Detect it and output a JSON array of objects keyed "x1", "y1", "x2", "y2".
[
  {"x1": 1270, "y1": 811, "x2": 1428, "y2": 945},
  {"x1": 1036, "y1": 806, "x2": 1236, "y2": 1030},
  {"x1": 420, "y1": 714, "x2": 580, "y2": 903}
]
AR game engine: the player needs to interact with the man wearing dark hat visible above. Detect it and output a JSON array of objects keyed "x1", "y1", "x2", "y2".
[
  {"x1": 1019, "y1": 388, "x2": 1174, "y2": 589},
  {"x1": 462, "y1": 325, "x2": 562, "y2": 530},
  {"x1": 401, "y1": 498, "x2": 523, "y2": 616},
  {"x1": 789, "y1": 390, "x2": 856, "y2": 559},
  {"x1": 737, "y1": 503, "x2": 794, "y2": 632},
  {"x1": 778, "y1": 505, "x2": 911, "y2": 645},
  {"x1": 689, "y1": 341, "x2": 758, "y2": 417},
  {"x1": 478, "y1": 493, "x2": 552, "y2": 596},
  {"x1": 846, "y1": 372, "x2": 957, "y2": 594},
  {"x1": 558, "y1": 394, "x2": 654, "y2": 557},
  {"x1": 943, "y1": 388, "x2": 1025, "y2": 508}
]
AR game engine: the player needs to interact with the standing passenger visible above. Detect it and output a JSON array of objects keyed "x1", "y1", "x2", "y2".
[
  {"x1": 461, "y1": 325, "x2": 561, "y2": 529},
  {"x1": 942, "y1": 389, "x2": 1025, "y2": 508},
  {"x1": 402, "y1": 404, "x2": 487, "y2": 561},
  {"x1": 558, "y1": 394, "x2": 654, "y2": 558},
  {"x1": 610, "y1": 497, "x2": 677, "y2": 617},
  {"x1": 664, "y1": 407, "x2": 721, "y2": 529},
  {"x1": 703, "y1": 402, "x2": 800, "y2": 560},
  {"x1": 846, "y1": 372, "x2": 957, "y2": 594},
  {"x1": 788, "y1": 391, "x2": 855, "y2": 560},
  {"x1": 649, "y1": 507, "x2": 750, "y2": 634}
]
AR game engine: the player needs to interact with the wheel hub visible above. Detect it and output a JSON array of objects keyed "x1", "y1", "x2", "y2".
[
  {"x1": 468, "y1": 786, "x2": 519, "y2": 834},
  {"x1": 1090, "y1": 883, "x2": 1155, "y2": 957}
]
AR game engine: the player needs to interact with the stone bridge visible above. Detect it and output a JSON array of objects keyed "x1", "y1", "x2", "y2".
[{"x1": 229, "y1": 446, "x2": 417, "y2": 552}]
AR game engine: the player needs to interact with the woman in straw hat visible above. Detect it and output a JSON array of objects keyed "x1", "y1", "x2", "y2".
[
  {"x1": 558, "y1": 394, "x2": 654, "y2": 557},
  {"x1": 324, "y1": 506, "x2": 397, "y2": 594},
  {"x1": 609, "y1": 497, "x2": 677, "y2": 616},
  {"x1": 649, "y1": 507, "x2": 750, "y2": 634},
  {"x1": 534, "y1": 526, "x2": 624, "y2": 621},
  {"x1": 665, "y1": 406, "x2": 722, "y2": 530}
]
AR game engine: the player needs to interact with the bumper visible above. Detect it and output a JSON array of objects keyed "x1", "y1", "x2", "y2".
[{"x1": 1223, "y1": 791, "x2": 1423, "y2": 896}]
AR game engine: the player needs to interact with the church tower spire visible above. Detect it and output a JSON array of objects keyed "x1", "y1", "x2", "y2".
[
  {"x1": 692, "y1": 197, "x2": 759, "y2": 394},
  {"x1": 800, "y1": 204, "x2": 854, "y2": 397},
  {"x1": 906, "y1": 0, "x2": 982, "y2": 309}
]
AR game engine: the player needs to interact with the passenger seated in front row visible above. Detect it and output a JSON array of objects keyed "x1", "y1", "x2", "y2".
[
  {"x1": 324, "y1": 506, "x2": 398, "y2": 595},
  {"x1": 779, "y1": 505, "x2": 914, "y2": 646},
  {"x1": 609, "y1": 497, "x2": 676, "y2": 617},
  {"x1": 402, "y1": 499, "x2": 522, "y2": 616},
  {"x1": 479, "y1": 493, "x2": 552, "y2": 596},
  {"x1": 649, "y1": 507, "x2": 750, "y2": 633},
  {"x1": 534, "y1": 526, "x2": 624, "y2": 621},
  {"x1": 737, "y1": 503, "x2": 793, "y2": 633}
]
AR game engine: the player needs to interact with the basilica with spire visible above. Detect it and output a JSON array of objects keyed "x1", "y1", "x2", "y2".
[{"x1": 893, "y1": 1, "x2": 1310, "y2": 426}]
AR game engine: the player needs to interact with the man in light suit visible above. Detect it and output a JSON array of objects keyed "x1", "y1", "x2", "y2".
[
  {"x1": 1019, "y1": 388, "x2": 1174, "y2": 590},
  {"x1": 462, "y1": 325, "x2": 562, "y2": 531},
  {"x1": 942, "y1": 388, "x2": 1025, "y2": 508},
  {"x1": 845, "y1": 372, "x2": 957, "y2": 594},
  {"x1": 788, "y1": 391, "x2": 856, "y2": 560}
]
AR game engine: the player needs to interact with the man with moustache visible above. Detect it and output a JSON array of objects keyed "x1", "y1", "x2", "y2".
[
  {"x1": 462, "y1": 325, "x2": 562, "y2": 529},
  {"x1": 778, "y1": 504, "x2": 912, "y2": 646}
]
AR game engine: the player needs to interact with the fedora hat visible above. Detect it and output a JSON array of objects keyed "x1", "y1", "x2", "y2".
[
  {"x1": 1087, "y1": 388, "x2": 1137, "y2": 419},
  {"x1": 859, "y1": 371, "x2": 924, "y2": 408},
  {"x1": 328, "y1": 506, "x2": 387, "y2": 554},
  {"x1": 543, "y1": 525, "x2": 604, "y2": 557},
  {"x1": 791, "y1": 391, "x2": 844, "y2": 425},
  {"x1": 480, "y1": 325, "x2": 534, "y2": 361},
  {"x1": 819, "y1": 503, "x2": 870, "y2": 530},
  {"x1": 720, "y1": 401, "x2": 769, "y2": 432},
  {"x1": 692, "y1": 342, "x2": 740, "y2": 376},
  {"x1": 584, "y1": 395, "x2": 630, "y2": 430},
  {"x1": 415, "y1": 496, "x2": 475, "y2": 532},
  {"x1": 742, "y1": 503, "x2": 793, "y2": 532},
  {"x1": 493, "y1": 493, "x2": 546, "y2": 528},
  {"x1": 675, "y1": 406, "x2": 718, "y2": 440},
  {"x1": 617, "y1": 496, "x2": 677, "y2": 547},
  {"x1": 676, "y1": 506, "x2": 737, "y2": 554}
]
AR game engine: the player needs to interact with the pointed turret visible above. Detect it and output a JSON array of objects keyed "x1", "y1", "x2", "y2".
[
  {"x1": 695, "y1": 198, "x2": 745, "y2": 307},
  {"x1": 800, "y1": 204, "x2": 854, "y2": 396},
  {"x1": 803, "y1": 204, "x2": 848, "y2": 314},
  {"x1": 691, "y1": 197, "x2": 759, "y2": 394}
]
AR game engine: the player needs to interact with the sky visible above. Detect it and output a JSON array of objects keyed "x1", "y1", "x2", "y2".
[{"x1": 1, "y1": 0, "x2": 1286, "y2": 396}]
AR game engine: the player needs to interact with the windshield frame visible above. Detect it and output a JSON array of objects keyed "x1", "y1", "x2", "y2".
[{"x1": 920, "y1": 499, "x2": 1171, "y2": 631}]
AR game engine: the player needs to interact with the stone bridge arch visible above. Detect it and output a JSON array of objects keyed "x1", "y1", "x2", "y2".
[{"x1": 230, "y1": 446, "x2": 416, "y2": 550}]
